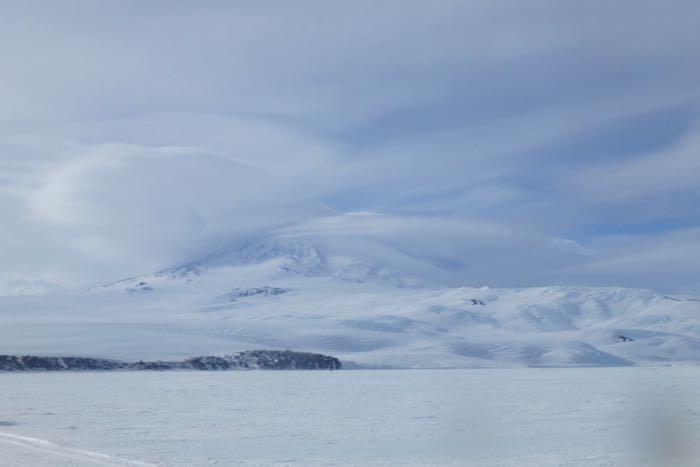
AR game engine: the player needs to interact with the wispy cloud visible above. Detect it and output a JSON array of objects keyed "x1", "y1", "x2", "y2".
[{"x1": 1, "y1": 1, "x2": 699, "y2": 293}]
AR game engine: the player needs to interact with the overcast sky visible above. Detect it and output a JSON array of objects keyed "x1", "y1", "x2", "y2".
[{"x1": 2, "y1": 1, "x2": 700, "y2": 294}]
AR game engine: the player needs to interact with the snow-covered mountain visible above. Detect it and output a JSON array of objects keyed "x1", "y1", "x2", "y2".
[
  {"x1": 1, "y1": 221, "x2": 698, "y2": 368},
  {"x1": 155, "y1": 213, "x2": 464, "y2": 286},
  {"x1": 106, "y1": 210, "x2": 588, "y2": 290}
]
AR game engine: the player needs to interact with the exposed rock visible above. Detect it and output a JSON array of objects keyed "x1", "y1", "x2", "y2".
[
  {"x1": 0, "y1": 355, "x2": 125, "y2": 371},
  {"x1": 214, "y1": 286, "x2": 289, "y2": 303},
  {"x1": 126, "y1": 284, "x2": 154, "y2": 293},
  {"x1": 131, "y1": 360, "x2": 180, "y2": 370},
  {"x1": 185, "y1": 356, "x2": 233, "y2": 370},
  {"x1": 232, "y1": 350, "x2": 341, "y2": 370},
  {"x1": 664, "y1": 295, "x2": 700, "y2": 302},
  {"x1": 0, "y1": 350, "x2": 341, "y2": 372}
]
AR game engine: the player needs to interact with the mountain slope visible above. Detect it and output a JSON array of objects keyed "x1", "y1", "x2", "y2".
[
  {"x1": 1, "y1": 212, "x2": 698, "y2": 368},
  {"x1": 3, "y1": 252, "x2": 698, "y2": 368}
]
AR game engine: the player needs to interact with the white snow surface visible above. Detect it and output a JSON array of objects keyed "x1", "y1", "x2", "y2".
[
  {"x1": 0, "y1": 233, "x2": 698, "y2": 367},
  {"x1": 0, "y1": 368, "x2": 699, "y2": 466},
  {"x1": 2, "y1": 230, "x2": 700, "y2": 466}
]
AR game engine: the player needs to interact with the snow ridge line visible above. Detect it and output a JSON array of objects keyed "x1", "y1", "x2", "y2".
[{"x1": 0, "y1": 431, "x2": 156, "y2": 466}]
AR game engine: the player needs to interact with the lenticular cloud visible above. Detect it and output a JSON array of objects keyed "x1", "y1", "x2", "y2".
[{"x1": 22, "y1": 144, "x2": 331, "y2": 282}]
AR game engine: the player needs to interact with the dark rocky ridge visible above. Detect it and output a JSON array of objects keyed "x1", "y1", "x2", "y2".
[
  {"x1": 0, "y1": 350, "x2": 341, "y2": 371},
  {"x1": 214, "y1": 287, "x2": 289, "y2": 302}
]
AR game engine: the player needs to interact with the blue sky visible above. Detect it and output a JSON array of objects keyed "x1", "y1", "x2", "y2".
[{"x1": 1, "y1": 1, "x2": 699, "y2": 293}]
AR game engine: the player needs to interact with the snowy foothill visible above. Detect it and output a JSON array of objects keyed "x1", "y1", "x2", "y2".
[{"x1": 1, "y1": 228, "x2": 698, "y2": 369}]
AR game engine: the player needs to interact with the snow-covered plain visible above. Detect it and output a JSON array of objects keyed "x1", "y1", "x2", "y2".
[{"x1": 1, "y1": 367, "x2": 699, "y2": 466}]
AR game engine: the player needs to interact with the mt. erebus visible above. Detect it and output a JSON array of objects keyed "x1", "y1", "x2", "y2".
[{"x1": 1, "y1": 212, "x2": 698, "y2": 368}]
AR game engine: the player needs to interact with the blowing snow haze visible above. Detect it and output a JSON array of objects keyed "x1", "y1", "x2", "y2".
[{"x1": 1, "y1": 1, "x2": 700, "y2": 295}]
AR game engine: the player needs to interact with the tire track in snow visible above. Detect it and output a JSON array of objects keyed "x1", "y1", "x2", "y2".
[{"x1": 0, "y1": 431, "x2": 156, "y2": 466}]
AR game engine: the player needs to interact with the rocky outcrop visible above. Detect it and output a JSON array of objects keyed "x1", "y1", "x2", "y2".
[
  {"x1": 126, "y1": 281, "x2": 154, "y2": 294},
  {"x1": 234, "y1": 350, "x2": 341, "y2": 370},
  {"x1": 0, "y1": 355, "x2": 125, "y2": 371},
  {"x1": 184, "y1": 356, "x2": 234, "y2": 370},
  {"x1": 214, "y1": 287, "x2": 289, "y2": 303},
  {"x1": 0, "y1": 350, "x2": 341, "y2": 372}
]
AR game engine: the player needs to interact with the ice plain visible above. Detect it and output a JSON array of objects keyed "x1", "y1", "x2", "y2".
[{"x1": 1, "y1": 367, "x2": 699, "y2": 466}]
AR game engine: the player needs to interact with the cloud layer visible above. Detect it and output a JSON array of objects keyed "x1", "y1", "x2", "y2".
[{"x1": 1, "y1": 1, "x2": 700, "y2": 293}]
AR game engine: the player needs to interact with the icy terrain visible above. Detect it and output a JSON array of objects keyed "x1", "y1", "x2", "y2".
[
  {"x1": 0, "y1": 227, "x2": 698, "y2": 368},
  {"x1": 1, "y1": 367, "x2": 699, "y2": 466},
  {"x1": 0, "y1": 212, "x2": 698, "y2": 368}
]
